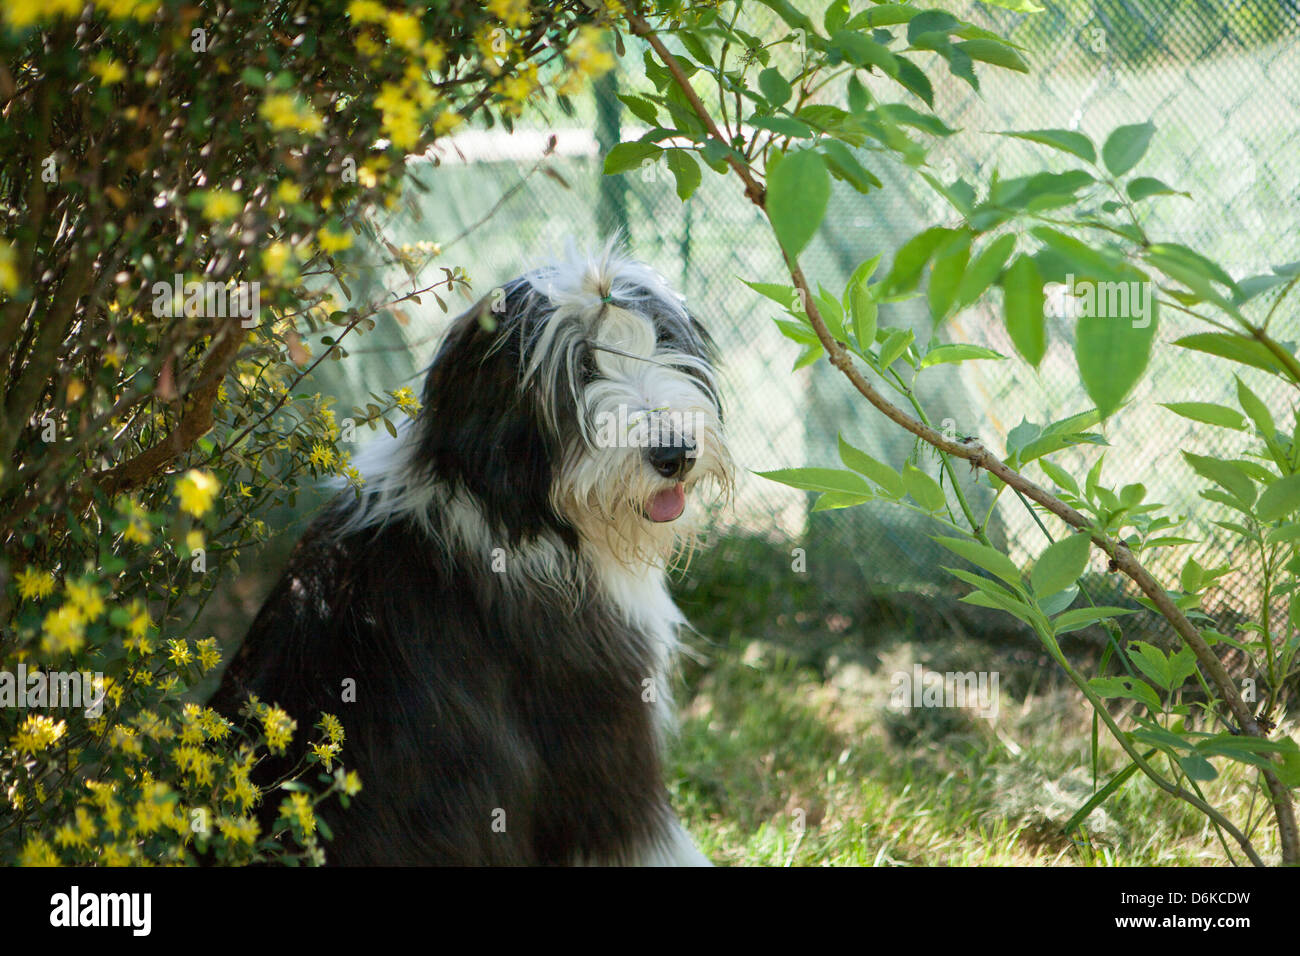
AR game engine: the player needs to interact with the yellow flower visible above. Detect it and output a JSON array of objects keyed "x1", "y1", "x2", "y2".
[
  {"x1": 167, "y1": 638, "x2": 193, "y2": 667},
  {"x1": 66, "y1": 579, "x2": 106, "y2": 622},
  {"x1": 343, "y1": 464, "x2": 365, "y2": 489},
  {"x1": 279, "y1": 792, "x2": 316, "y2": 834},
  {"x1": 0, "y1": 239, "x2": 18, "y2": 294},
  {"x1": 122, "y1": 496, "x2": 152, "y2": 544},
  {"x1": 90, "y1": 56, "x2": 127, "y2": 85},
  {"x1": 18, "y1": 837, "x2": 59, "y2": 866},
  {"x1": 12, "y1": 714, "x2": 67, "y2": 755},
  {"x1": 309, "y1": 442, "x2": 337, "y2": 470},
  {"x1": 346, "y1": 0, "x2": 386, "y2": 23},
  {"x1": 262, "y1": 705, "x2": 295, "y2": 754},
  {"x1": 341, "y1": 770, "x2": 363, "y2": 796},
  {"x1": 261, "y1": 241, "x2": 295, "y2": 277},
  {"x1": 433, "y1": 110, "x2": 463, "y2": 137},
  {"x1": 310, "y1": 741, "x2": 340, "y2": 771},
  {"x1": 487, "y1": 0, "x2": 531, "y2": 29},
  {"x1": 41, "y1": 606, "x2": 85, "y2": 656},
  {"x1": 390, "y1": 386, "x2": 422, "y2": 416},
  {"x1": 317, "y1": 227, "x2": 353, "y2": 254},
  {"x1": 386, "y1": 11, "x2": 421, "y2": 48},
  {"x1": 565, "y1": 25, "x2": 615, "y2": 79},
  {"x1": 374, "y1": 82, "x2": 422, "y2": 150},
  {"x1": 320, "y1": 713, "x2": 345, "y2": 744},
  {"x1": 94, "y1": 0, "x2": 161, "y2": 19},
  {"x1": 201, "y1": 189, "x2": 242, "y2": 221},
  {"x1": 260, "y1": 93, "x2": 324, "y2": 136},
  {"x1": 175, "y1": 469, "x2": 219, "y2": 517},
  {"x1": 274, "y1": 181, "x2": 302, "y2": 205},
  {"x1": 15, "y1": 566, "x2": 56, "y2": 601},
  {"x1": 195, "y1": 637, "x2": 221, "y2": 673},
  {"x1": 217, "y1": 815, "x2": 260, "y2": 845}
]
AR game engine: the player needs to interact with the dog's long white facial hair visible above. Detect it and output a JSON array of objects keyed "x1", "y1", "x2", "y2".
[{"x1": 520, "y1": 245, "x2": 732, "y2": 572}]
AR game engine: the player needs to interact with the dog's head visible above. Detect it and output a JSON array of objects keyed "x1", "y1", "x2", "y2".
[{"x1": 409, "y1": 244, "x2": 733, "y2": 566}]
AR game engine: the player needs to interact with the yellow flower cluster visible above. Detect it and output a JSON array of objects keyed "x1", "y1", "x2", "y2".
[
  {"x1": 309, "y1": 441, "x2": 338, "y2": 471},
  {"x1": 487, "y1": 0, "x2": 531, "y2": 29},
  {"x1": 280, "y1": 792, "x2": 317, "y2": 834},
  {"x1": 390, "y1": 386, "x2": 423, "y2": 416},
  {"x1": 201, "y1": 189, "x2": 242, "y2": 221},
  {"x1": 120, "y1": 496, "x2": 152, "y2": 544},
  {"x1": 317, "y1": 227, "x2": 353, "y2": 254},
  {"x1": 90, "y1": 55, "x2": 127, "y2": 85},
  {"x1": 0, "y1": 239, "x2": 18, "y2": 294},
  {"x1": 260, "y1": 92, "x2": 325, "y2": 136},
  {"x1": 262, "y1": 704, "x2": 296, "y2": 755},
  {"x1": 11, "y1": 714, "x2": 67, "y2": 756},
  {"x1": 4, "y1": 0, "x2": 83, "y2": 30},
  {"x1": 175, "y1": 469, "x2": 219, "y2": 517},
  {"x1": 15, "y1": 566, "x2": 56, "y2": 601}
]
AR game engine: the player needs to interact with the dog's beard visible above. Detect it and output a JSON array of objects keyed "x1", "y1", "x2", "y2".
[{"x1": 553, "y1": 404, "x2": 733, "y2": 569}]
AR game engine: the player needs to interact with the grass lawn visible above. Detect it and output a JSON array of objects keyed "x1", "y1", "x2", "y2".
[{"x1": 666, "y1": 534, "x2": 1279, "y2": 867}]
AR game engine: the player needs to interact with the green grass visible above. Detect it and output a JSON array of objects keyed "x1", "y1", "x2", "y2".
[{"x1": 665, "y1": 534, "x2": 1280, "y2": 867}]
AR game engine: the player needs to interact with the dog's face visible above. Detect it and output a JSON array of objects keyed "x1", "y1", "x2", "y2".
[{"x1": 414, "y1": 249, "x2": 733, "y2": 566}]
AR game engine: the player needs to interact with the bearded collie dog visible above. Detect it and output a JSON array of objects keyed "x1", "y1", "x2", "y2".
[{"x1": 210, "y1": 243, "x2": 734, "y2": 865}]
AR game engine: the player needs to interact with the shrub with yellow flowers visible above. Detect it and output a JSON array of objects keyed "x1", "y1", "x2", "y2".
[{"x1": 0, "y1": 0, "x2": 621, "y2": 865}]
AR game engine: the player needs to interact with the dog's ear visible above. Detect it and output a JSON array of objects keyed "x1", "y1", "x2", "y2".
[{"x1": 414, "y1": 294, "x2": 574, "y2": 546}]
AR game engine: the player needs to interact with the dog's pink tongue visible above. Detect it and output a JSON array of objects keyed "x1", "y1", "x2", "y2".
[{"x1": 648, "y1": 483, "x2": 686, "y2": 522}]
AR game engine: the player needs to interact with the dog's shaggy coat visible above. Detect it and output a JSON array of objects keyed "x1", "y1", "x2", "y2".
[{"x1": 210, "y1": 245, "x2": 732, "y2": 865}]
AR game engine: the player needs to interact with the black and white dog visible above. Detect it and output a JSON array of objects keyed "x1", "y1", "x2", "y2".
[{"x1": 211, "y1": 244, "x2": 733, "y2": 865}]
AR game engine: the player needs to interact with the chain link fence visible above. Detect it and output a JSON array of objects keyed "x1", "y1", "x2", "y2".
[{"x1": 321, "y1": 0, "x2": 1300, "y2": 630}]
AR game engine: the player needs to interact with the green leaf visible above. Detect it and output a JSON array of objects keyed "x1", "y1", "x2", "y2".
[
  {"x1": 1031, "y1": 533, "x2": 1091, "y2": 599},
  {"x1": 1174, "y1": 333, "x2": 1288, "y2": 376},
  {"x1": 892, "y1": 55, "x2": 934, "y2": 106},
  {"x1": 758, "y1": 67, "x2": 792, "y2": 107},
  {"x1": 882, "y1": 227, "x2": 956, "y2": 295},
  {"x1": 750, "y1": 115, "x2": 815, "y2": 138},
  {"x1": 920, "y1": 344, "x2": 1005, "y2": 368},
  {"x1": 830, "y1": 29, "x2": 899, "y2": 75},
  {"x1": 849, "y1": 281, "x2": 877, "y2": 350},
  {"x1": 1001, "y1": 255, "x2": 1046, "y2": 367},
  {"x1": 1178, "y1": 753, "x2": 1218, "y2": 781},
  {"x1": 849, "y1": 3, "x2": 919, "y2": 28},
  {"x1": 878, "y1": 327, "x2": 914, "y2": 369},
  {"x1": 1128, "y1": 641, "x2": 1173, "y2": 689},
  {"x1": 819, "y1": 140, "x2": 882, "y2": 193},
  {"x1": 604, "y1": 141, "x2": 662, "y2": 175},
  {"x1": 1158, "y1": 402, "x2": 1245, "y2": 430},
  {"x1": 1183, "y1": 451, "x2": 1256, "y2": 506},
  {"x1": 618, "y1": 94, "x2": 659, "y2": 126},
  {"x1": 755, "y1": 0, "x2": 815, "y2": 31},
  {"x1": 741, "y1": 278, "x2": 800, "y2": 311},
  {"x1": 1235, "y1": 375, "x2": 1275, "y2": 438},
  {"x1": 979, "y1": 0, "x2": 1045, "y2": 10},
  {"x1": 838, "y1": 435, "x2": 904, "y2": 497},
  {"x1": 1075, "y1": 299, "x2": 1158, "y2": 419},
  {"x1": 955, "y1": 38, "x2": 1029, "y2": 73},
  {"x1": 1054, "y1": 605, "x2": 1135, "y2": 634},
  {"x1": 811, "y1": 491, "x2": 872, "y2": 511},
  {"x1": 933, "y1": 535, "x2": 1023, "y2": 587},
  {"x1": 756, "y1": 467, "x2": 871, "y2": 495},
  {"x1": 1127, "y1": 176, "x2": 1188, "y2": 202},
  {"x1": 1088, "y1": 675, "x2": 1161, "y2": 711},
  {"x1": 1101, "y1": 121, "x2": 1155, "y2": 177},
  {"x1": 928, "y1": 232, "x2": 971, "y2": 322},
  {"x1": 1038, "y1": 458, "x2": 1079, "y2": 496},
  {"x1": 903, "y1": 463, "x2": 946, "y2": 512},
  {"x1": 998, "y1": 128, "x2": 1096, "y2": 164},
  {"x1": 766, "y1": 149, "x2": 830, "y2": 257},
  {"x1": 665, "y1": 150, "x2": 702, "y2": 201},
  {"x1": 960, "y1": 589, "x2": 1039, "y2": 628},
  {"x1": 1256, "y1": 474, "x2": 1300, "y2": 523},
  {"x1": 955, "y1": 233, "x2": 1015, "y2": 310}
]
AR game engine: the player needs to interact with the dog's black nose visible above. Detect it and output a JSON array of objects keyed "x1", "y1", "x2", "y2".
[{"x1": 648, "y1": 440, "x2": 697, "y2": 480}]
